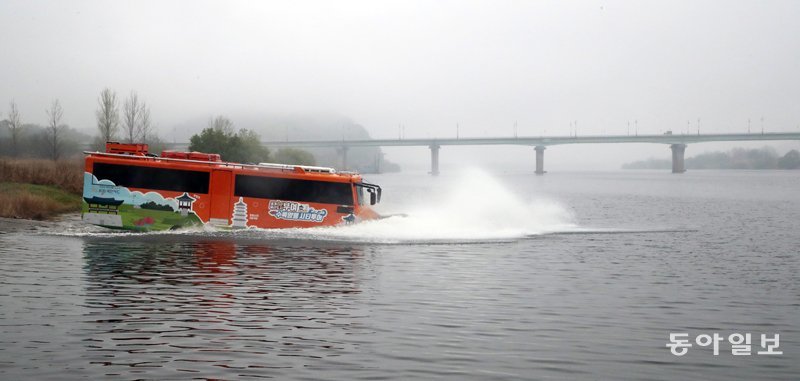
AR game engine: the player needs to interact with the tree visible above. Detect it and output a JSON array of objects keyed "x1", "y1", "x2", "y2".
[
  {"x1": 232, "y1": 128, "x2": 271, "y2": 163},
  {"x1": 7, "y1": 101, "x2": 23, "y2": 157},
  {"x1": 189, "y1": 116, "x2": 270, "y2": 163},
  {"x1": 190, "y1": 119, "x2": 229, "y2": 155},
  {"x1": 778, "y1": 149, "x2": 800, "y2": 169},
  {"x1": 137, "y1": 102, "x2": 152, "y2": 143},
  {"x1": 45, "y1": 99, "x2": 65, "y2": 160},
  {"x1": 209, "y1": 115, "x2": 234, "y2": 135},
  {"x1": 96, "y1": 88, "x2": 119, "y2": 143},
  {"x1": 122, "y1": 91, "x2": 141, "y2": 143},
  {"x1": 273, "y1": 148, "x2": 316, "y2": 166}
]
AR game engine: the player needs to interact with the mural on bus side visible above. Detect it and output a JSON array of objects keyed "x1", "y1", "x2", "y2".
[
  {"x1": 81, "y1": 172, "x2": 203, "y2": 231},
  {"x1": 82, "y1": 172, "x2": 350, "y2": 230},
  {"x1": 267, "y1": 200, "x2": 328, "y2": 223}
]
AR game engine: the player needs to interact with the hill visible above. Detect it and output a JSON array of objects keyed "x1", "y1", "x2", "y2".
[{"x1": 171, "y1": 112, "x2": 400, "y2": 173}]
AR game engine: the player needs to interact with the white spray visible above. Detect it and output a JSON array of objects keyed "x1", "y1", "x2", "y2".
[{"x1": 293, "y1": 168, "x2": 576, "y2": 243}]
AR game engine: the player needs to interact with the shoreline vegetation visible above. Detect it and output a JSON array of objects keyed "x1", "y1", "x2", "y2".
[
  {"x1": 0, "y1": 159, "x2": 83, "y2": 220},
  {"x1": 623, "y1": 147, "x2": 800, "y2": 170},
  {"x1": 3, "y1": 87, "x2": 398, "y2": 183},
  {"x1": 0, "y1": 88, "x2": 379, "y2": 220}
]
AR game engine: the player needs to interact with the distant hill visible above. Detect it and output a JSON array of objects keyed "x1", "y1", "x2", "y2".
[
  {"x1": 623, "y1": 147, "x2": 800, "y2": 170},
  {"x1": 171, "y1": 112, "x2": 400, "y2": 173}
]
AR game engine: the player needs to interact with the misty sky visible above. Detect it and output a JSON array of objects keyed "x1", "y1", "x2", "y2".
[{"x1": 2, "y1": 0, "x2": 799, "y2": 170}]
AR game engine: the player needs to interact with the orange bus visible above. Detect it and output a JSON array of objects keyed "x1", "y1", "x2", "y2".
[{"x1": 82, "y1": 143, "x2": 382, "y2": 231}]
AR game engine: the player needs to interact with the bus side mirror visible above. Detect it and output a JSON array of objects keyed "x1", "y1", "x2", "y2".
[{"x1": 369, "y1": 190, "x2": 377, "y2": 205}]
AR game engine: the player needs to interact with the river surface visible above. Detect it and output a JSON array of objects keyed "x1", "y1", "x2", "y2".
[{"x1": 1, "y1": 169, "x2": 798, "y2": 380}]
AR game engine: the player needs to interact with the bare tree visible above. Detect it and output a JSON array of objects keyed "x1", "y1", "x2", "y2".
[
  {"x1": 209, "y1": 115, "x2": 234, "y2": 134},
  {"x1": 122, "y1": 91, "x2": 141, "y2": 143},
  {"x1": 45, "y1": 99, "x2": 65, "y2": 160},
  {"x1": 96, "y1": 88, "x2": 119, "y2": 143},
  {"x1": 7, "y1": 101, "x2": 23, "y2": 157},
  {"x1": 137, "y1": 102, "x2": 152, "y2": 143}
]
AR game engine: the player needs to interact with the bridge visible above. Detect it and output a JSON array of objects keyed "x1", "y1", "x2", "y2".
[{"x1": 254, "y1": 132, "x2": 800, "y2": 175}]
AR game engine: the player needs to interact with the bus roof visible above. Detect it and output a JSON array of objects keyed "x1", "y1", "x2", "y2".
[{"x1": 84, "y1": 151, "x2": 363, "y2": 182}]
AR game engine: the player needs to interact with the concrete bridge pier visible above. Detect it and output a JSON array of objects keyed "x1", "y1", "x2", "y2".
[
  {"x1": 429, "y1": 144, "x2": 440, "y2": 176},
  {"x1": 670, "y1": 144, "x2": 687, "y2": 173},
  {"x1": 375, "y1": 152, "x2": 383, "y2": 174},
  {"x1": 535, "y1": 145, "x2": 546, "y2": 175},
  {"x1": 337, "y1": 146, "x2": 349, "y2": 170}
]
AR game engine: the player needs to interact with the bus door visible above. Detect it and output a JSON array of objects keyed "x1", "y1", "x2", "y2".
[{"x1": 208, "y1": 170, "x2": 233, "y2": 226}]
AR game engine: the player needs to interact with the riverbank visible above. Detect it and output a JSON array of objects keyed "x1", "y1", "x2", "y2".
[
  {"x1": 0, "y1": 159, "x2": 83, "y2": 220},
  {"x1": 0, "y1": 215, "x2": 64, "y2": 233},
  {"x1": 0, "y1": 183, "x2": 82, "y2": 220}
]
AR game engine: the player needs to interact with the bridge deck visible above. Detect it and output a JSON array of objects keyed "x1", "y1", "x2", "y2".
[{"x1": 261, "y1": 132, "x2": 800, "y2": 148}]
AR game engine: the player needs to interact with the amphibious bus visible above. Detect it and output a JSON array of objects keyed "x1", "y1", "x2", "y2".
[{"x1": 82, "y1": 142, "x2": 382, "y2": 231}]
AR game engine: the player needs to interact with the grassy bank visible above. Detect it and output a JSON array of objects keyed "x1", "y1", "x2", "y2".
[
  {"x1": 0, "y1": 183, "x2": 82, "y2": 220},
  {"x1": 0, "y1": 159, "x2": 84, "y2": 220}
]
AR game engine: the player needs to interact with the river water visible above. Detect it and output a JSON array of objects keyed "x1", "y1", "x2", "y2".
[{"x1": 1, "y1": 169, "x2": 798, "y2": 380}]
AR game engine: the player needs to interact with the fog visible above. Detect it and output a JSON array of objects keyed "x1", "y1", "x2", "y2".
[{"x1": 2, "y1": 0, "x2": 799, "y2": 170}]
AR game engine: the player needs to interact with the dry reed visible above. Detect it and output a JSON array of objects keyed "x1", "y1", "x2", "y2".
[
  {"x1": 0, "y1": 192, "x2": 78, "y2": 220},
  {"x1": 0, "y1": 158, "x2": 83, "y2": 194}
]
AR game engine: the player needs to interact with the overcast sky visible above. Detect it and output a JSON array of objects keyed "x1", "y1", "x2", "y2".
[{"x1": 2, "y1": 0, "x2": 799, "y2": 169}]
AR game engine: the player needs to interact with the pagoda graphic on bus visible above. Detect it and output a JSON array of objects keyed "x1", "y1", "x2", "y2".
[{"x1": 231, "y1": 197, "x2": 248, "y2": 228}]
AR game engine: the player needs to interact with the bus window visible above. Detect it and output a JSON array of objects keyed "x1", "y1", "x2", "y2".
[
  {"x1": 355, "y1": 184, "x2": 365, "y2": 205},
  {"x1": 93, "y1": 162, "x2": 210, "y2": 193},
  {"x1": 234, "y1": 175, "x2": 354, "y2": 205}
]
